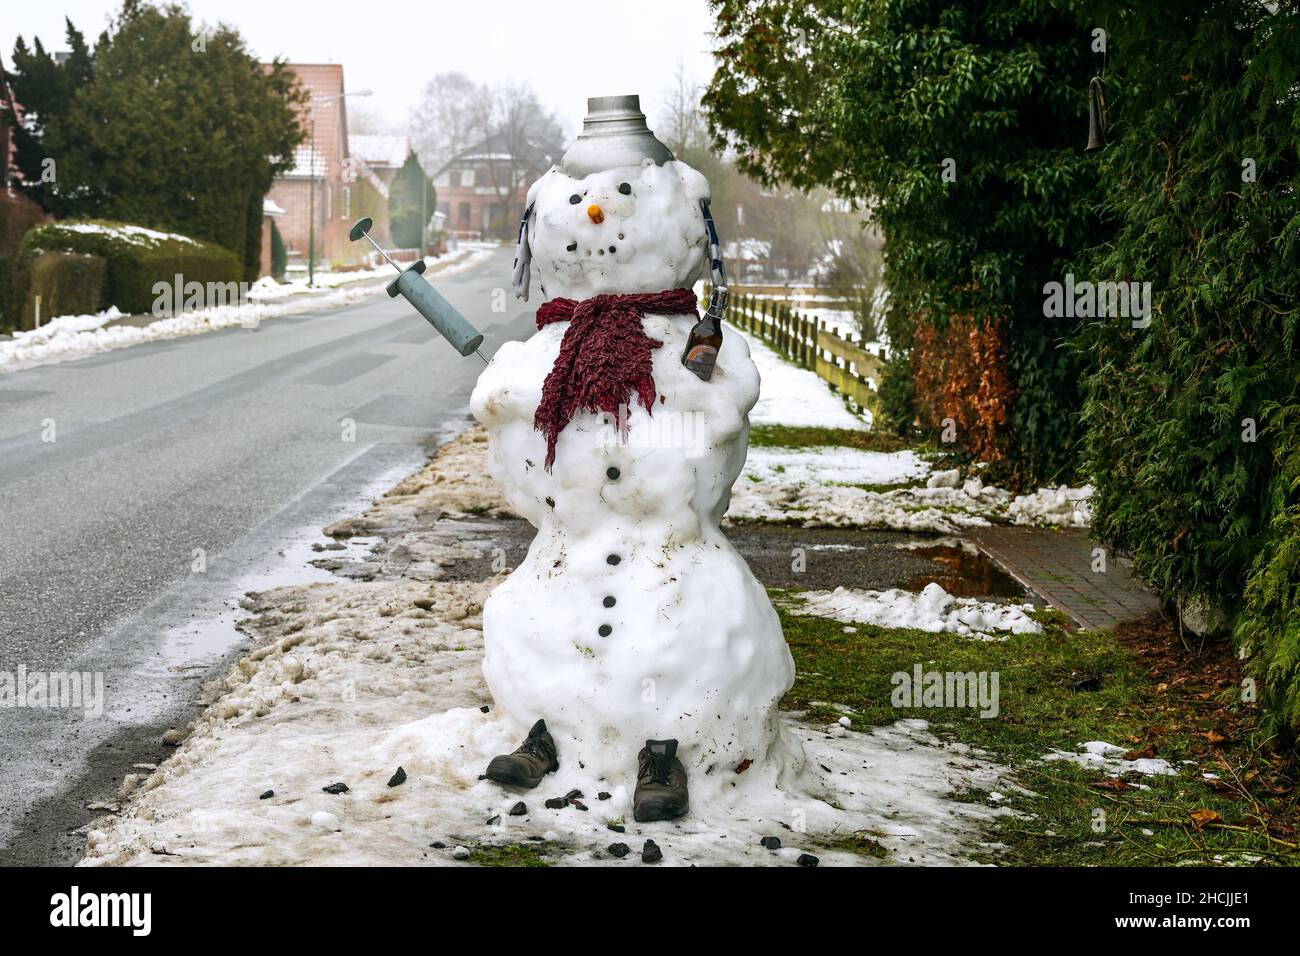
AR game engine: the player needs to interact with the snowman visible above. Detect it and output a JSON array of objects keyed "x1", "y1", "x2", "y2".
[{"x1": 469, "y1": 96, "x2": 800, "y2": 822}]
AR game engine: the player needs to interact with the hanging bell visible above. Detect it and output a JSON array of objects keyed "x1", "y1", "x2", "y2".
[{"x1": 1086, "y1": 76, "x2": 1109, "y2": 152}]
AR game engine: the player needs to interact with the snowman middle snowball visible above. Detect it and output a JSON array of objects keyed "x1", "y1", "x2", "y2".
[{"x1": 469, "y1": 157, "x2": 801, "y2": 804}]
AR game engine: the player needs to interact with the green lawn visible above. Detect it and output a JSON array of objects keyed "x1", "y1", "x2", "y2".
[{"x1": 778, "y1": 596, "x2": 1300, "y2": 866}]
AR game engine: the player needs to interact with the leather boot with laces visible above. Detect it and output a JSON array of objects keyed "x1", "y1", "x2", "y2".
[
  {"x1": 633, "y1": 738, "x2": 689, "y2": 822},
  {"x1": 485, "y1": 719, "x2": 559, "y2": 788}
]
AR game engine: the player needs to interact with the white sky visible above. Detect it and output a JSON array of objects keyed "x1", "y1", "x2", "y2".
[{"x1": 1, "y1": 0, "x2": 719, "y2": 138}]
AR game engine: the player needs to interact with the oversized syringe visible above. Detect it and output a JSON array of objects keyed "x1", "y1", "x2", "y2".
[{"x1": 348, "y1": 217, "x2": 487, "y2": 363}]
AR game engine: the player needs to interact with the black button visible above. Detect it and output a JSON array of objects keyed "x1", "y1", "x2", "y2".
[
  {"x1": 598, "y1": 624, "x2": 612, "y2": 637},
  {"x1": 606, "y1": 466, "x2": 620, "y2": 480},
  {"x1": 606, "y1": 554, "x2": 621, "y2": 566},
  {"x1": 603, "y1": 595, "x2": 616, "y2": 608}
]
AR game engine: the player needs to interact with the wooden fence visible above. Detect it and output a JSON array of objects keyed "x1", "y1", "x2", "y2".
[{"x1": 707, "y1": 287, "x2": 885, "y2": 414}]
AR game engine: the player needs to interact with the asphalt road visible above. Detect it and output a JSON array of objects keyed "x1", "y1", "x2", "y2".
[{"x1": 0, "y1": 246, "x2": 531, "y2": 864}]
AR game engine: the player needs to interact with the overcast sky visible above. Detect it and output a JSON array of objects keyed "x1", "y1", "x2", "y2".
[{"x1": 2, "y1": 0, "x2": 719, "y2": 137}]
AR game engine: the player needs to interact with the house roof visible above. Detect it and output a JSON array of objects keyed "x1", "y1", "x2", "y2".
[
  {"x1": 438, "y1": 131, "x2": 560, "y2": 177},
  {"x1": 350, "y1": 134, "x2": 409, "y2": 169}
]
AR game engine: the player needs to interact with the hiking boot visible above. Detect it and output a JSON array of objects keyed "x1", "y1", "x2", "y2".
[
  {"x1": 485, "y1": 719, "x2": 559, "y2": 788},
  {"x1": 633, "y1": 738, "x2": 689, "y2": 822}
]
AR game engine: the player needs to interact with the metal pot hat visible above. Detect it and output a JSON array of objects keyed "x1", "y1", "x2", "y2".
[{"x1": 559, "y1": 95, "x2": 675, "y2": 177}]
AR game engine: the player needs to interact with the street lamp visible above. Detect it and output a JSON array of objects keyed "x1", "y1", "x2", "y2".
[{"x1": 307, "y1": 88, "x2": 371, "y2": 287}]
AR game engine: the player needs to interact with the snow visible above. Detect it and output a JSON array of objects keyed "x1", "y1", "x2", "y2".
[
  {"x1": 75, "y1": 428, "x2": 1019, "y2": 866},
  {"x1": 78, "y1": 579, "x2": 1015, "y2": 867},
  {"x1": 745, "y1": 445, "x2": 926, "y2": 487},
  {"x1": 792, "y1": 583, "x2": 1041, "y2": 640},
  {"x1": 1010, "y1": 484, "x2": 1093, "y2": 528},
  {"x1": 1041, "y1": 741, "x2": 1178, "y2": 777},
  {"x1": 474, "y1": 158, "x2": 797, "y2": 790},
  {"x1": 520, "y1": 160, "x2": 711, "y2": 301},
  {"x1": 740, "y1": 329, "x2": 869, "y2": 429},
  {"x1": 56, "y1": 222, "x2": 201, "y2": 246},
  {"x1": 0, "y1": 246, "x2": 497, "y2": 374}
]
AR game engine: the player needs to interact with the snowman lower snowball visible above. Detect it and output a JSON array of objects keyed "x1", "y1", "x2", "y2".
[{"x1": 469, "y1": 95, "x2": 804, "y2": 822}]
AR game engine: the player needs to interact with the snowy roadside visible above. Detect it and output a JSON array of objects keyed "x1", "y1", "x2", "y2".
[
  {"x1": 81, "y1": 428, "x2": 1019, "y2": 867},
  {"x1": 0, "y1": 244, "x2": 498, "y2": 374}
]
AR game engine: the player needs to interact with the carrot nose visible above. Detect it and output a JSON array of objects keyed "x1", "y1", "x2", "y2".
[{"x1": 587, "y1": 204, "x2": 604, "y2": 224}]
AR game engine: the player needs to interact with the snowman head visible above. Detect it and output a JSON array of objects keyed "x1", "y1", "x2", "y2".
[{"x1": 515, "y1": 158, "x2": 711, "y2": 302}]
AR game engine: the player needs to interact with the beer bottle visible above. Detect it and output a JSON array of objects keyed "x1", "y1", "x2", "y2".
[{"x1": 682, "y1": 312, "x2": 723, "y2": 381}]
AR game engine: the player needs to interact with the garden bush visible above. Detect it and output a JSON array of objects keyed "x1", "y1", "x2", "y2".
[
  {"x1": 15, "y1": 220, "x2": 242, "y2": 321},
  {"x1": 1075, "y1": 2, "x2": 1300, "y2": 741},
  {"x1": 21, "y1": 252, "x2": 107, "y2": 325}
]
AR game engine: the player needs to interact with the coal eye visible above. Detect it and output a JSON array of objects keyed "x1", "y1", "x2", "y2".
[
  {"x1": 618, "y1": 182, "x2": 632, "y2": 195},
  {"x1": 569, "y1": 194, "x2": 581, "y2": 204}
]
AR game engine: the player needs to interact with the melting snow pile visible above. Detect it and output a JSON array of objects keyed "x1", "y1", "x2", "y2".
[
  {"x1": 792, "y1": 583, "x2": 1041, "y2": 641},
  {"x1": 79, "y1": 576, "x2": 1016, "y2": 867},
  {"x1": 1041, "y1": 741, "x2": 1178, "y2": 777},
  {"x1": 1010, "y1": 484, "x2": 1093, "y2": 528}
]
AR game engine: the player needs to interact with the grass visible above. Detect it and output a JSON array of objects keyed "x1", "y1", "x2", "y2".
[
  {"x1": 749, "y1": 423, "x2": 920, "y2": 454},
  {"x1": 467, "y1": 842, "x2": 551, "y2": 867},
  {"x1": 778, "y1": 598, "x2": 1300, "y2": 866}
]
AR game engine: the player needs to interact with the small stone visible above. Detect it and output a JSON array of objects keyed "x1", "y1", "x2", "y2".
[
  {"x1": 259, "y1": 790, "x2": 274, "y2": 800},
  {"x1": 597, "y1": 791, "x2": 612, "y2": 801},
  {"x1": 603, "y1": 596, "x2": 616, "y2": 608},
  {"x1": 796, "y1": 853, "x2": 820, "y2": 867},
  {"x1": 545, "y1": 797, "x2": 566, "y2": 810},
  {"x1": 606, "y1": 554, "x2": 621, "y2": 566},
  {"x1": 480, "y1": 704, "x2": 491, "y2": 713},
  {"x1": 760, "y1": 836, "x2": 781, "y2": 850},
  {"x1": 608, "y1": 842, "x2": 631, "y2": 858},
  {"x1": 387, "y1": 767, "x2": 407, "y2": 788},
  {"x1": 564, "y1": 789, "x2": 584, "y2": 801},
  {"x1": 486, "y1": 815, "x2": 501, "y2": 826},
  {"x1": 571, "y1": 800, "x2": 588, "y2": 811},
  {"x1": 509, "y1": 801, "x2": 528, "y2": 816},
  {"x1": 429, "y1": 841, "x2": 447, "y2": 849},
  {"x1": 607, "y1": 823, "x2": 625, "y2": 833},
  {"x1": 642, "y1": 839, "x2": 662, "y2": 863},
  {"x1": 598, "y1": 624, "x2": 612, "y2": 637},
  {"x1": 451, "y1": 846, "x2": 471, "y2": 860},
  {"x1": 837, "y1": 716, "x2": 851, "y2": 728},
  {"x1": 322, "y1": 782, "x2": 349, "y2": 795},
  {"x1": 606, "y1": 466, "x2": 620, "y2": 480}
]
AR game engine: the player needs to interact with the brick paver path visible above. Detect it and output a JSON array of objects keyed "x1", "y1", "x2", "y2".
[{"x1": 965, "y1": 526, "x2": 1160, "y2": 631}]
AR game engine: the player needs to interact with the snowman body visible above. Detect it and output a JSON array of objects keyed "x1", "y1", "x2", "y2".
[{"x1": 470, "y1": 159, "x2": 797, "y2": 792}]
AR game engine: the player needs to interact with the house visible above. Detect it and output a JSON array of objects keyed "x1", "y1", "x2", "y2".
[
  {"x1": 349, "y1": 135, "x2": 409, "y2": 187},
  {"x1": 0, "y1": 53, "x2": 48, "y2": 262},
  {"x1": 262, "y1": 63, "x2": 364, "y2": 272},
  {"x1": 434, "y1": 132, "x2": 558, "y2": 241}
]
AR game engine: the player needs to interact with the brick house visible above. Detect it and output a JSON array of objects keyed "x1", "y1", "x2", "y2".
[
  {"x1": 434, "y1": 132, "x2": 559, "y2": 240},
  {"x1": 263, "y1": 63, "x2": 365, "y2": 272}
]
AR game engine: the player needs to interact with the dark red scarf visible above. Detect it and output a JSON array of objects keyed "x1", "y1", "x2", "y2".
[{"x1": 533, "y1": 288, "x2": 700, "y2": 470}]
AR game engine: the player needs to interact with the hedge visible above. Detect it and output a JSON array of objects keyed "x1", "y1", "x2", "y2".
[
  {"x1": 22, "y1": 252, "x2": 107, "y2": 325},
  {"x1": 14, "y1": 220, "x2": 242, "y2": 323},
  {"x1": 1074, "y1": 3, "x2": 1300, "y2": 741}
]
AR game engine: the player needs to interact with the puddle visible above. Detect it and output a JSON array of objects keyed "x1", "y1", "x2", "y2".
[{"x1": 903, "y1": 544, "x2": 1026, "y2": 598}]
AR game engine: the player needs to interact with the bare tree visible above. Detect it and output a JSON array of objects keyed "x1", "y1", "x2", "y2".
[{"x1": 409, "y1": 71, "x2": 487, "y2": 174}]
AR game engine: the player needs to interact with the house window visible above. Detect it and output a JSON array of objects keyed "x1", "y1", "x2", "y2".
[
  {"x1": 342, "y1": 186, "x2": 351, "y2": 219},
  {"x1": 458, "y1": 201, "x2": 471, "y2": 226},
  {"x1": 460, "y1": 168, "x2": 475, "y2": 188}
]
